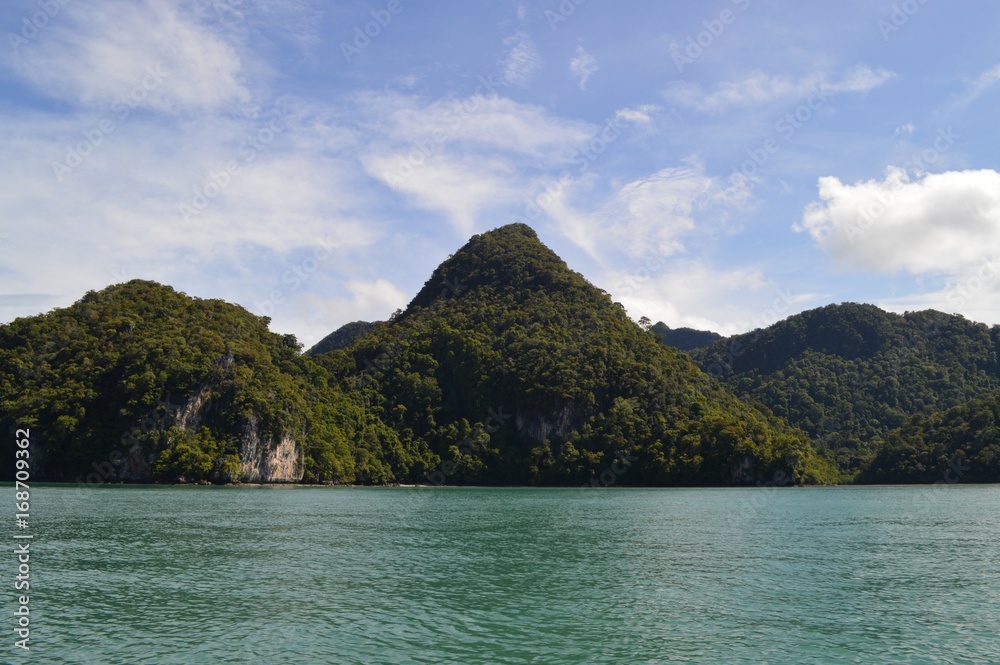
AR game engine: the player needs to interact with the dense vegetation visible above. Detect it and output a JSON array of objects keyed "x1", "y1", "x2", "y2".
[
  {"x1": 312, "y1": 224, "x2": 836, "y2": 486},
  {"x1": 307, "y1": 320, "x2": 379, "y2": 356},
  {"x1": 650, "y1": 322, "x2": 722, "y2": 351},
  {"x1": 0, "y1": 281, "x2": 400, "y2": 484},
  {"x1": 857, "y1": 390, "x2": 1000, "y2": 483},
  {"x1": 5, "y1": 223, "x2": 998, "y2": 485},
  {"x1": 689, "y1": 304, "x2": 1000, "y2": 478}
]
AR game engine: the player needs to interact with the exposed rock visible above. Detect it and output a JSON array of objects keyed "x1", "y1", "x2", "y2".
[
  {"x1": 239, "y1": 414, "x2": 303, "y2": 483},
  {"x1": 515, "y1": 403, "x2": 582, "y2": 445}
]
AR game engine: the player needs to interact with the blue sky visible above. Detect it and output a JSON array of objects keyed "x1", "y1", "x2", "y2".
[{"x1": 2, "y1": 0, "x2": 1000, "y2": 348}]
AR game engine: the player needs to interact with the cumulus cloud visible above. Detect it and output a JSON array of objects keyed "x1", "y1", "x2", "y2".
[
  {"x1": 798, "y1": 167, "x2": 1000, "y2": 274},
  {"x1": 569, "y1": 46, "x2": 598, "y2": 90},
  {"x1": 664, "y1": 64, "x2": 894, "y2": 113}
]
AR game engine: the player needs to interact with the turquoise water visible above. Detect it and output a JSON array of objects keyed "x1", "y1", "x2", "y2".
[{"x1": 4, "y1": 484, "x2": 999, "y2": 664}]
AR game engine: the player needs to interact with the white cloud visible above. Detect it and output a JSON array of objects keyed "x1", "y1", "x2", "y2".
[
  {"x1": 6, "y1": 0, "x2": 251, "y2": 113},
  {"x1": 0, "y1": 99, "x2": 382, "y2": 328},
  {"x1": 356, "y1": 92, "x2": 597, "y2": 234},
  {"x1": 613, "y1": 105, "x2": 660, "y2": 126},
  {"x1": 369, "y1": 93, "x2": 592, "y2": 161},
  {"x1": 606, "y1": 259, "x2": 821, "y2": 335},
  {"x1": 261, "y1": 277, "x2": 411, "y2": 349},
  {"x1": 502, "y1": 31, "x2": 541, "y2": 87},
  {"x1": 798, "y1": 167, "x2": 1000, "y2": 274},
  {"x1": 664, "y1": 64, "x2": 894, "y2": 113},
  {"x1": 542, "y1": 162, "x2": 752, "y2": 263},
  {"x1": 569, "y1": 46, "x2": 598, "y2": 90},
  {"x1": 954, "y1": 63, "x2": 1000, "y2": 109},
  {"x1": 364, "y1": 153, "x2": 521, "y2": 236},
  {"x1": 894, "y1": 122, "x2": 916, "y2": 137},
  {"x1": 878, "y1": 258, "x2": 1000, "y2": 325}
]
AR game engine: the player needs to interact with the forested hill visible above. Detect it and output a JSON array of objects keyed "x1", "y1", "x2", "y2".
[
  {"x1": 6, "y1": 224, "x2": 998, "y2": 485},
  {"x1": 650, "y1": 322, "x2": 722, "y2": 351},
  {"x1": 307, "y1": 320, "x2": 379, "y2": 356},
  {"x1": 311, "y1": 223, "x2": 836, "y2": 486},
  {"x1": 0, "y1": 281, "x2": 401, "y2": 484},
  {"x1": 689, "y1": 303, "x2": 1000, "y2": 476}
]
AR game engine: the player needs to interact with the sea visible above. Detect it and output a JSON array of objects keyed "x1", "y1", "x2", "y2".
[{"x1": 5, "y1": 484, "x2": 999, "y2": 664}]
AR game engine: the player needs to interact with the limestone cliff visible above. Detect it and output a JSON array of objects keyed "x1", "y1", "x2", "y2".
[{"x1": 239, "y1": 414, "x2": 303, "y2": 483}]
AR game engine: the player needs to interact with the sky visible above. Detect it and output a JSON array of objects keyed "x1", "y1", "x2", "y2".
[{"x1": 2, "y1": 0, "x2": 1000, "y2": 349}]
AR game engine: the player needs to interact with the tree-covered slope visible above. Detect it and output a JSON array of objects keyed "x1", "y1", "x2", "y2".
[
  {"x1": 307, "y1": 320, "x2": 379, "y2": 356},
  {"x1": 315, "y1": 224, "x2": 837, "y2": 486},
  {"x1": 0, "y1": 281, "x2": 400, "y2": 484},
  {"x1": 690, "y1": 303, "x2": 1000, "y2": 475},
  {"x1": 859, "y1": 390, "x2": 1000, "y2": 484},
  {"x1": 650, "y1": 322, "x2": 722, "y2": 351}
]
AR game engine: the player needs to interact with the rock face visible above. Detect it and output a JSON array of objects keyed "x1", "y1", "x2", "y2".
[
  {"x1": 515, "y1": 403, "x2": 582, "y2": 447},
  {"x1": 117, "y1": 385, "x2": 303, "y2": 483},
  {"x1": 239, "y1": 416, "x2": 303, "y2": 483}
]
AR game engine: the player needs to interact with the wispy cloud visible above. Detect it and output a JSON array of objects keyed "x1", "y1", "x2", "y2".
[
  {"x1": 952, "y1": 63, "x2": 1000, "y2": 109},
  {"x1": 543, "y1": 162, "x2": 751, "y2": 263},
  {"x1": 613, "y1": 104, "x2": 661, "y2": 127},
  {"x1": 6, "y1": 0, "x2": 252, "y2": 113},
  {"x1": 664, "y1": 64, "x2": 895, "y2": 113},
  {"x1": 502, "y1": 31, "x2": 541, "y2": 87},
  {"x1": 569, "y1": 45, "x2": 598, "y2": 90}
]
